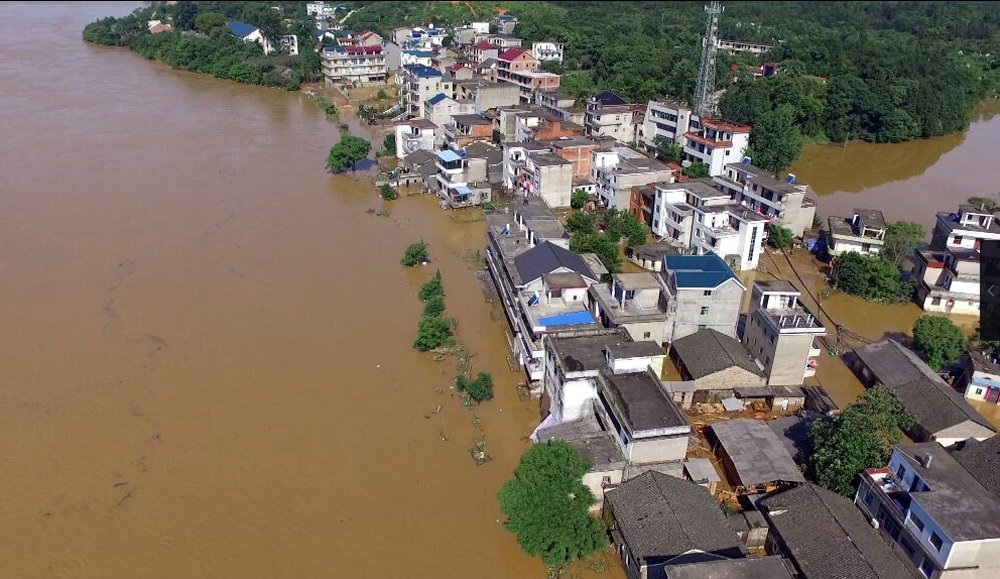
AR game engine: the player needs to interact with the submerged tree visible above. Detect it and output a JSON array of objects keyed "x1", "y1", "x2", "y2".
[
  {"x1": 912, "y1": 315, "x2": 966, "y2": 370},
  {"x1": 498, "y1": 440, "x2": 606, "y2": 567},
  {"x1": 326, "y1": 134, "x2": 371, "y2": 173}
]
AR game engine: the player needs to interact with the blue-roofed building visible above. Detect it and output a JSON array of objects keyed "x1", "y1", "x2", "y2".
[
  {"x1": 401, "y1": 50, "x2": 435, "y2": 67},
  {"x1": 227, "y1": 21, "x2": 259, "y2": 39},
  {"x1": 660, "y1": 252, "x2": 745, "y2": 343},
  {"x1": 399, "y1": 65, "x2": 451, "y2": 119}
]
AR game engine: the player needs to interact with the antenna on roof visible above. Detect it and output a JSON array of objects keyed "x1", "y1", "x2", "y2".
[
  {"x1": 741, "y1": 156, "x2": 752, "y2": 166},
  {"x1": 785, "y1": 173, "x2": 796, "y2": 185}
]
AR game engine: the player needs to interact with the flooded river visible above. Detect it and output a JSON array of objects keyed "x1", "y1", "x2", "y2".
[
  {"x1": 790, "y1": 101, "x2": 1000, "y2": 233},
  {"x1": 0, "y1": 3, "x2": 569, "y2": 577}
]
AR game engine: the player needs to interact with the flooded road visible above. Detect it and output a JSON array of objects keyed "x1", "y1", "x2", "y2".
[
  {"x1": 790, "y1": 101, "x2": 1000, "y2": 233},
  {"x1": 0, "y1": 3, "x2": 572, "y2": 577}
]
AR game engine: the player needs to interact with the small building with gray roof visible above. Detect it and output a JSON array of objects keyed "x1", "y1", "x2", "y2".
[
  {"x1": 669, "y1": 329, "x2": 765, "y2": 405},
  {"x1": 850, "y1": 339, "x2": 995, "y2": 446},
  {"x1": 605, "y1": 471, "x2": 744, "y2": 579},
  {"x1": 707, "y1": 418, "x2": 805, "y2": 492},
  {"x1": 664, "y1": 556, "x2": 793, "y2": 579}
]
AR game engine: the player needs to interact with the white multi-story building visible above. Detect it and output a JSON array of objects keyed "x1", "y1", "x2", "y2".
[
  {"x1": 650, "y1": 180, "x2": 766, "y2": 271},
  {"x1": 592, "y1": 147, "x2": 676, "y2": 210},
  {"x1": 681, "y1": 118, "x2": 751, "y2": 177},
  {"x1": 856, "y1": 443, "x2": 1000, "y2": 579},
  {"x1": 640, "y1": 99, "x2": 694, "y2": 150},
  {"x1": 321, "y1": 45, "x2": 387, "y2": 85},
  {"x1": 531, "y1": 41, "x2": 564, "y2": 63},
  {"x1": 398, "y1": 65, "x2": 451, "y2": 119},
  {"x1": 306, "y1": 2, "x2": 336, "y2": 18},
  {"x1": 394, "y1": 119, "x2": 438, "y2": 159},
  {"x1": 914, "y1": 205, "x2": 1000, "y2": 316},
  {"x1": 584, "y1": 91, "x2": 645, "y2": 144},
  {"x1": 742, "y1": 281, "x2": 825, "y2": 385},
  {"x1": 827, "y1": 208, "x2": 887, "y2": 256},
  {"x1": 716, "y1": 39, "x2": 773, "y2": 56},
  {"x1": 714, "y1": 161, "x2": 816, "y2": 238}
]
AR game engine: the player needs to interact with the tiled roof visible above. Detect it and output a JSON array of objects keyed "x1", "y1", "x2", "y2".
[
  {"x1": 498, "y1": 47, "x2": 528, "y2": 61},
  {"x1": 759, "y1": 484, "x2": 917, "y2": 579},
  {"x1": 709, "y1": 419, "x2": 805, "y2": 486},
  {"x1": 953, "y1": 436, "x2": 1000, "y2": 497},
  {"x1": 593, "y1": 90, "x2": 627, "y2": 106},
  {"x1": 513, "y1": 241, "x2": 596, "y2": 285},
  {"x1": 425, "y1": 93, "x2": 448, "y2": 105},
  {"x1": 663, "y1": 252, "x2": 741, "y2": 289},
  {"x1": 472, "y1": 41, "x2": 496, "y2": 50},
  {"x1": 605, "y1": 471, "x2": 743, "y2": 562},
  {"x1": 671, "y1": 330, "x2": 762, "y2": 380}
]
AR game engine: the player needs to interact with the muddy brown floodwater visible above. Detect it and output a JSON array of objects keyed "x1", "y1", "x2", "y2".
[
  {"x1": 0, "y1": 3, "x2": 627, "y2": 578},
  {"x1": 789, "y1": 100, "x2": 1000, "y2": 234}
]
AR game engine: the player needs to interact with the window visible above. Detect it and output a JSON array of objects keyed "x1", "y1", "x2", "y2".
[
  {"x1": 896, "y1": 464, "x2": 906, "y2": 479},
  {"x1": 977, "y1": 388, "x2": 984, "y2": 395},
  {"x1": 643, "y1": 332, "x2": 651, "y2": 339},
  {"x1": 901, "y1": 538, "x2": 916, "y2": 558},
  {"x1": 912, "y1": 515, "x2": 925, "y2": 532},
  {"x1": 703, "y1": 290, "x2": 713, "y2": 297},
  {"x1": 919, "y1": 559, "x2": 933, "y2": 578},
  {"x1": 953, "y1": 235, "x2": 963, "y2": 245},
  {"x1": 698, "y1": 324, "x2": 707, "y2": 331},
  {"x1": 700, "y1": 306, "x2": 709, "y2": 316},
  {"x1": 931, "y1": 297, "x2": 942, "y2": 306},
  {"x1": 930, "y1": 532, "x2": 943, "y2": 551}
]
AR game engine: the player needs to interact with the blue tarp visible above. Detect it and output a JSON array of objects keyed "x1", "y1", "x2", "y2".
[
  {"x1": 537, "y1": 311, "x2": 595, "y2": 327},
  {"x1": 973, "y1": 376, "x2": 1000, "y2": 388},
  {"x1": 436, "y1": 149, "x2": 462, "y2": 163},
  {"x1": 455, "y1": 185, "x2": 472, "y2": 195}
]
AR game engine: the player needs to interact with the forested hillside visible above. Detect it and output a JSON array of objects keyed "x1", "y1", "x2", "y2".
[{"x1": 347, "y1": 1, "x2": 1000, "y2": 145}]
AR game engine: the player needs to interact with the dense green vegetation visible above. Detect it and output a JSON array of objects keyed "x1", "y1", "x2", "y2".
[
  {"x1": 831, "y1": 252, "x2": 913, "y2": 303},
  {"x1": 401, "y1": 241, "x2": 428, "y2": 266},
  {"x1": 347, "y1": 1, "x2": 1000, "y2": 170},
  {"x1": 882, "y1": 221, "x2": 925, "y2": 268},
  {"x1": 326, "y1": 134, "x2": 372, "y2": 173},
  {"x1": 808, "y1": 386, "x2": 915, "y2": 497},
  {"x1": 83, "y1": 2, "x2": 322, "y2": 90},
  {"x1": 767, "y1": 224, "x2": 795, "y2": 250},
  {"x1": 565, "y1": 208, "x2": 649, "y2": 273},
  {"x1": 414, "y1": 271, "x2": 455, "y2": 351},
  {"x1": 456, "y1": 371, "x2": 494, "y2": 403},
  {"x1": 498, "y1": 440, "x2": 606, "y2": 569},
  {"x1": 912, "y1": 315, "x2": 967, "y2": 371}
]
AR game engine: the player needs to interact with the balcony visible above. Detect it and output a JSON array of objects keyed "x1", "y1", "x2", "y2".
[{"x1": 863, "y1": 469, "x2": 912, "y2": 518}]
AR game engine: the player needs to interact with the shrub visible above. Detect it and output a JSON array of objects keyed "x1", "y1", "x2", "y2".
[
  {"x1": 401, "y1": 241, "x2": 428, "y2": 266},
  {"x1": 423, "y1": 294, "x2": 445, "y2": 318},
  {"x1": 570, "y1": 189, "x2": 590, "y2": 209},
  {"x1": 380, "y1": 184, "x2": 399, "y2": 200},
  {"x1": 413, "y1": 316, "x2": 454, "y2": 351},
  {"x1": 768, "y1": 224, "x2": 795, "y2": 249},
  {"x1": 418, "y1": 270, "x2": 444, "y2": 301},
  {"x1": 457, "y1": 371, "x2": 494, "y2": 402}
]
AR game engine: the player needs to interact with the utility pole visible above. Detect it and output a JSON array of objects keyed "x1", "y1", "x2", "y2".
[{"x1": 693, "y1": 1, "x2": 723, "y2": 118}]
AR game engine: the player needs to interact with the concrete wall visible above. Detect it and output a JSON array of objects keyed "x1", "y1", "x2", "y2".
[
  {"x1": 538, "y1": 163, "x2": 573, "y2": 208},
  {"x1": 667, "y1": 280, "x2": 743, "y2": 342},
  {"x1": 629, "y1": 435, "x2": 688, "y2": 464},
  {"x1": 762, "y1": 331, "x2": 813, "y2": 386},
  {"x1": 934, "y1": 421, "x2": 996, "y2": 447},
  {"x1": 583, "y1": 468, "x2": 623, "y2": 512},
  {"x1": 623, "y1": 322, "x2": 669, "y2": 347},
  {"x1": 944, "y1": 539, "x2": 1000, "y2": 578},
  {"x1": 609, "y1": 353, "x2": 664, "y2": 375}
]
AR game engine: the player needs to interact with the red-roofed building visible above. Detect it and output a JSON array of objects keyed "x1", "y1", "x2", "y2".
[
  {"x1": 497, "y1": 48, "x2": 559, "y2": 103},
  {"x1": 470, "y1": 41, "x2": 499, "y2": 64},
  {"x1": 730, "y1": 62, "x2": 779, "y2": 83},
  {"x1": 339, "y1": 30, "x2": 383, "y2": 48}
]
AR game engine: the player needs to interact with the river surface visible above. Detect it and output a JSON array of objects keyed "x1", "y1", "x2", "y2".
[
  {"x1": 0, "y1": 3, "x2": 560, "y2": 578},
  {"x1": 790, "y1": 101, "x2": 1000, "y2": 233}
]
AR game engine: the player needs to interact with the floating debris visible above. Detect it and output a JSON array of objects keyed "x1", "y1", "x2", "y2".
[{"x1": 469, "y1": 437, "x2": 491, "y2": 465}]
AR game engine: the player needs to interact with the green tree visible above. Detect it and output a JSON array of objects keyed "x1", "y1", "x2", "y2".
[
  {"x1": 418, "y1": 270, "x2": 444, "y2": 301},
  {"x1": 682, "y1": 162, "x2": 709, "y2": 179},
  {"x1": 570, "y1": 189, "x2": 590, "y2": 210},
  {"x1": 171, "y1": 1, "x2": 200, "y2": 31},
  {"x1": 380, "y1": 184, "x2": 399, "y2": 200},
  {"x1": 382, "y1": 133, "x2": 396, "y2": 155},
  {"x1": 747, "y1": 103, "x2": 803, "y2": 174},
  {"x1": 498, "y1": 440, "x2": 606, "y2": 567},
  {"x1": 808, "y1": 386, "x2": 915, "y2": 497},
  {"x1": 603, "y1": 208, "x2": 647, "y2": 247},
  {"x1": 413, "y1": 316, "x2": 454, "y2": 351},
  {"x1": 241, "y1": 2, "x2": 284, "y2": 43},
  {"x1": 457, "y1": 371, "x2": 494, "y2": 402},
  {"x1": 768, "y1": 224, "x2": 795, "y2": 249},
  {"x1": 401, "y1": 241, "x2": 427, "y2": 266},
  {"x1": 570, "y1": 233, "x2": 621, "y2": 273},
  {"x1": 831, "y1": 252, "x2": 909, "y2": 303},
  {"x1": 491, "y1": 129, "x2": 504, "y2": 145},
  {"x1": 882, "y1": 221, "x2": 924, "y2": 267},
  {"x1": 912, "y1": 315, "x2": 966, "y2": 370},
  {"x1": 195, "y1": 12, "x2": 226, "y2": 34},
  {"x1": 377, "y1": 88, "x2": 388, "y2": 100},
  {"x1": 652, "y1": 135, "x2": 681, "y2": 163},
  {"x1": 564, "y1": 211, "x2": 598, "y2": 235},
  {"x1": 326, "y1": 135, "x2": 371, "y2": 173},
  {"x1": 422, "y1": 294, "x2": 445, "y2": 318}
]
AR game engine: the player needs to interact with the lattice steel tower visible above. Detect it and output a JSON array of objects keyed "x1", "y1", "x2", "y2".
[{"x1": 694, "y1": 1, "x2": 723, "y2": 118}]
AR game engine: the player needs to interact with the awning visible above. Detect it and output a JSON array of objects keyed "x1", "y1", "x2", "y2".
[{"x1": 436, "y1": 149, "x2": 462, "y2": 163}]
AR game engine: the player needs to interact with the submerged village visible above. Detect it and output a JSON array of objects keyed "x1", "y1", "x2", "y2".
[{"x1": 79, "y1": 2, "x2": 1000, "y2": 578}]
